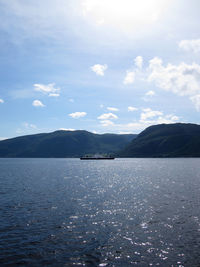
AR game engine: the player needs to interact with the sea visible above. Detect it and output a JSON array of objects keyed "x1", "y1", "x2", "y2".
[{"x1": 0, "y1": 158, "x2": 200, "y2": 266}]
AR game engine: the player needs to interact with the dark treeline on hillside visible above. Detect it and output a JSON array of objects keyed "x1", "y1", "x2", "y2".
[
  {"x1": 0, "y1": 130, "x2": 136, "y2": 158},
  {"x1": 119, "y1": 123, "x2": 200, "y2": 157},
  {"x1": 1, "y1": 123, "x2": 200, "y2": 158}
]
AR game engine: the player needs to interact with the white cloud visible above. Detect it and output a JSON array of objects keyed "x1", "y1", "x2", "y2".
[
  {"x1": 140, "y1": 108, "x2": 179, "y2": 125},
  {"x1": 179, "y1": 39, "x2": 200, "y2": 53},
  {"x1": 0, "y1": 99, "x2": 4, "y2": 103},
  {"x1": 49, "y1": 93, "x2": 60, "y2": 97},
  {"x1": 59, "y1": 128, "x2": 75, "y2": 131},
  {"x1": 128, "y1": 106, "x2": 138, "y2": 112},
  {"x1": 100, "y1": 120, "x2": 114, "y2": 127},
  {"x1": 91, "y1": 64, "x2": 107, "y2": 76},
  {"x1": 124, "y1": 56, "x2": 143, "y2": 85},
  {"x1": 143, "y1": 90, "x2": 156, "y2": 102},
  {"x1": 123, "y1": 55, "x2": 200, "y2": 111},
  {"x1": 69, "y1": 98, "x2": 74, "y2": 103},
  {"x1": 148, "y1": 57, "x2": 200, "y2": 110},
  {"x1": 100, "y1": 104, "x2": 104, "y2": 108},
  {"x1": 134, "y1": 56, "x2": 143, "y2": 69},
  {"x1": 190, "y1": 95, "x2": 200, "y2": 111},
  {"x1": 32, "y1": 100, "x2": 45, "y2": 107},
  {"x1": 119, "y1": 131, "x2": 133, "y2": 134},
  {"x1": 101, "y1": 113, "x2": 179, "y2": 133},
  {"x1": 123, "y1": 71, "x2": 135, "y2": 84},
  {"x1": 121, "y1": 122, "x2": 147, "y2": 132},
  {"x1": 111, "y1": 112, "x2": 179, "y2": 133},
  {"x1": 98, "y1": 113, "x2": 118, "y2": 120},
  {"x1": 140, "y1": 108, "x2": 163, "y2": 121},
  {"x1": 148, "y1": 57, "x2": 200, "y2": 96},
  {"x1": 0, "y1": 137, "x2": 8, "y2": 140},
  {"x1": 145, "y1": 90, "x2": 155, "y2": 96},
  {"x1": 143, "y1": 114, "x2": 179, "y2": 125},
  {"x1": 34, "y1": 83, "x2": 60, "y2": 96},
  {"x1": 98, "y1": 112, "x2": 118, "y2": 127},
  {"x1": 16, "y1": 122, "x2": 38, "y2": 135},
  {"x1": 97, "y1": 105, "x2": 179, "y2": 132},
  {"x1": 69, "y1": 112, "x2": 87, "y2": 119},
  {"x1": 24, "y1": 122, "x2": 37, "y2": 129},
  {"x1": 107, "y1": 107, "x2": 119, "y2": 112}
]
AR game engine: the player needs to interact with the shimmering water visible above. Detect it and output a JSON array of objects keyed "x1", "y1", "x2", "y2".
[{"x1": 0, "y1": 158, "x2": 200, "y2": 266}]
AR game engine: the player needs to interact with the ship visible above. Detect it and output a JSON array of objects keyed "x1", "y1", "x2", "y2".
[{"x1": 80, "y1": 154, "x2": 115, "y2": 160}]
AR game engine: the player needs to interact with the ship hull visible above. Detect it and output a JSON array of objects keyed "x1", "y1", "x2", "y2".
[{"x1": 80, "y1": 157, "x2": 115, "y2": 160}]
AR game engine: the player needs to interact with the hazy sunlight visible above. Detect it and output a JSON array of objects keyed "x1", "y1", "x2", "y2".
[{"x1": 82, "y1": 0, "x2": 170, "y2": 31}]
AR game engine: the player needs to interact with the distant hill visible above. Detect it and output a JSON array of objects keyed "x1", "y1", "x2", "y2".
[
  {"x1": 0, "y1": 130, "x2": 136, "y2": 158},
  {"x1": 119, "y1": 123, "x2": 200, "y2": 157}
]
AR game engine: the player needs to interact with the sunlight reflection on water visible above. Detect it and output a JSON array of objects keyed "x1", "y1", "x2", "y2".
[{"x1": 0, "y1": 158, "x2": 200, "y2": 266}]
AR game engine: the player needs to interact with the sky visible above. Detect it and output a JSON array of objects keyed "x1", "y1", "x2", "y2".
[{"x1": 1, "y1": 0, "x2": 200, "y2": 139}]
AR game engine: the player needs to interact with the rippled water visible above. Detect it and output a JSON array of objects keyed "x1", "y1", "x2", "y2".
[{"x1": 0, "y1": 158, "x2": 200, "y2": 266}]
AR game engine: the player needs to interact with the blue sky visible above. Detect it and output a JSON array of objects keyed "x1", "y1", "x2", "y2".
[{"x1": 1, "y1": 0, "x2": 200, "y2": 139}]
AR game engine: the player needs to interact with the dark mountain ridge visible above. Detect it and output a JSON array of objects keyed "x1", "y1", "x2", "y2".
[
  {"x1": 120, "y1": 123, "x2": 200, "y2": 157},
  {"x1": 0, "y1": 130, "x2": 136, "y2": 158},
  {"x1": 2, "y1": 123, "x2": 200, "y2": 158}
]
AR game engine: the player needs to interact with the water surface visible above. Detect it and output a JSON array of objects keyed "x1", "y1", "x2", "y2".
[{"x1": 0, "y1": 158, "x2": 200, "y2": 266}]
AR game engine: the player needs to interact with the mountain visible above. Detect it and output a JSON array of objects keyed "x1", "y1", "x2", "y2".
[
  {"x1": 119, "y1": 123, "x2": 200, "y2": 157},
  {"x1": 0, "y1": 130, "x2": 136, "y2": 158}
]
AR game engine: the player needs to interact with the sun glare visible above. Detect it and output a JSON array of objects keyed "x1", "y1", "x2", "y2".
[{"x1": 82, "y1": 0, "x2": 169, "y2": 32}]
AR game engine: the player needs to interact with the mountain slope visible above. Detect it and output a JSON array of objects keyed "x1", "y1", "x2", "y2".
[
  {"x1": 120, "y1": 123, "x2": 200, "y2": 157},
  {"x1": 0, "y1": 130, "x2": 136, "y2": 158}
]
